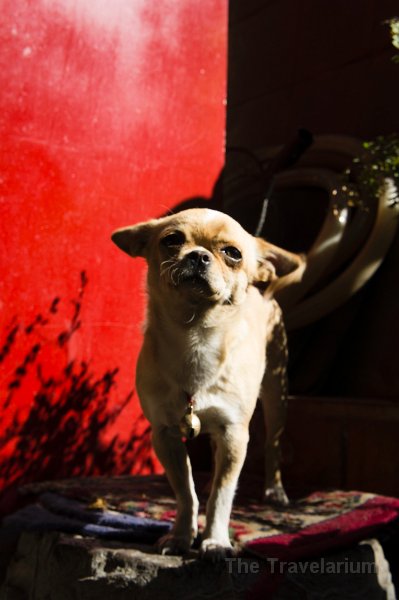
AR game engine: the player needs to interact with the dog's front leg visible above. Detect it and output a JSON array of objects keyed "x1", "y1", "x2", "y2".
[
  {"x1": 152, "y1": 427, "x2": 199, "y2": 555},
  {"x1": 200, "y1": 424, "x2": 249, "y2": 561}
]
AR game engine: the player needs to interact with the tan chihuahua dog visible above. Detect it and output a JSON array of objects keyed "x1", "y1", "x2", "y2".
[{"x1": 112, "y1": 208, "x2": 304, "y2": 560}]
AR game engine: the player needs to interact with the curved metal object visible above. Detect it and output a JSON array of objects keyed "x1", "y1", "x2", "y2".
[
  {"x1": 273, "y1": 168, "x2": 349, "y2": 310},
  {"x1": 285, "y1": 179, "x2": 399, "y2": 329},
  {"x1": 259, "y1": 135, "x2": 398, "y2": 329}
]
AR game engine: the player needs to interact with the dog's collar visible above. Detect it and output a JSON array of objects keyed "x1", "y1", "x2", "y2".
[
  {"x1": 186, "y1": 393, "x2": 197, "y2": 413},
  {"x1": 179, "y1": 393, "x2": 201, "y2": 440}
]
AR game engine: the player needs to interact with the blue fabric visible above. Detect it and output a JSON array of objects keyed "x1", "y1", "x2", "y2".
[{"x1": 2, "y1": 492, "x2": 172, "y2": 543}]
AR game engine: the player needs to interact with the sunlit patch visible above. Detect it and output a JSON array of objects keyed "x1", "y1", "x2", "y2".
[
  {"x1": 202, "y1": 209, "x2": 222, "y2": 224},
  {"x1": 338, "y1": 207, "x2": 348, "y2": 225}
]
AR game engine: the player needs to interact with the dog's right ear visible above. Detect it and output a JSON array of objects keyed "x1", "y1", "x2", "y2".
[{"x1": 111, "y1": 220, "x2": 157, "y2": 258}]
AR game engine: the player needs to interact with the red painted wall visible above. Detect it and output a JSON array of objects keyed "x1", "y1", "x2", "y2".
[{"x1": 0, "y1": 0, "x2": 226, "y2": 500}]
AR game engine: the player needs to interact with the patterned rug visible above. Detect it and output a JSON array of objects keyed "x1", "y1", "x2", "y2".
[{"x1": 10, "y1": 474, "x2": 399, "y2": 562}]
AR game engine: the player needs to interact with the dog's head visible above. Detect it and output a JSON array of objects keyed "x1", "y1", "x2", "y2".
[{"x1": 111, "y1": 208, "x2": 304, "y2": 308}]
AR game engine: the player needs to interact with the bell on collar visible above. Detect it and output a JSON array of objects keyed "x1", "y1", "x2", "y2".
[{"x1": 179, "y1": 402, "x2": 201, "y2": 440}]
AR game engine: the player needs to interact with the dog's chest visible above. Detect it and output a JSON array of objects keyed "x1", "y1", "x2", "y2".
[{"x1": 176, "y1": 328, "x2": 227, "y2": 392}]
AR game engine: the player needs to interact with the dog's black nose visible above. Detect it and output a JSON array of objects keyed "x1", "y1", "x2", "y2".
[{"x1": 187, "y1": 250, "x2": 212, "y2": 267}]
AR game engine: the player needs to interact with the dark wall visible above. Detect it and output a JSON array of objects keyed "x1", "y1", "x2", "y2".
[
  {"x1": 228, "y1": 0, "x2": 398, "y2": 148},
  {"x1": 227, "y1": 0, "x2": 399, "y2": 398}
]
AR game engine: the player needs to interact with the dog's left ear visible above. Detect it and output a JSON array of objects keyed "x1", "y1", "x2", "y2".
[
  {"x1": 111, "y1": 220, "x2": 158, "y2": 258},
  {"x1": 254, "y1": 238, "x2": 305, "y2": 289}
]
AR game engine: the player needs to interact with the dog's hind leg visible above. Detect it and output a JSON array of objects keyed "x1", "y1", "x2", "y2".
[
  {"x1": 152, "y1": 427, "x2": 199, "y2": 555},
  {"x1": 260, "y1": 306, "x2": 289, "y2": 505}
]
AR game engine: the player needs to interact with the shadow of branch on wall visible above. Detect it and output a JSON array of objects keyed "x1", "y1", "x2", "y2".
[{"x1": 0, "y1": 271, "x2": 156, "y2": 512}]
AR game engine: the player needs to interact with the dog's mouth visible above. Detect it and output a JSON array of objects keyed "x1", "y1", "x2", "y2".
[
  {"x1": 178, "y1": 271, "x2": 211, "y2": 288},
  {"x1": 162, "y1": 266, "x2": 229, "y2": 304},
  {"x1": 172, "y1": 264, "x2": 219, "y2": 298}
]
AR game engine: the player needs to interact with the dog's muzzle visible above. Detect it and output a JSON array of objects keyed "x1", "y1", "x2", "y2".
[{"x1": 180, "y1": 250, "x2": 212, "y2": 283}]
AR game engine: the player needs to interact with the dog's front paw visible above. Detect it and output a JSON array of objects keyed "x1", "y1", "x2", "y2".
[
  {"x1": 157, "y1": 532, "x2": 192, "y2": 556},
  {"x1": 199, "y1": 538, "x2": 236, "y2": 562},
  {"x1": 263, "y1": 484, "x2": 289, "y2": 506}
]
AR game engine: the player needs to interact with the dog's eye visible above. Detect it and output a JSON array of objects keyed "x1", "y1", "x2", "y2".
[
  {"x1": 221, "y1": 246, "x2": 242, "y2": 261},
  {"x1": 161, "y1": 231, "x2": 185, "y2": 248}
]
